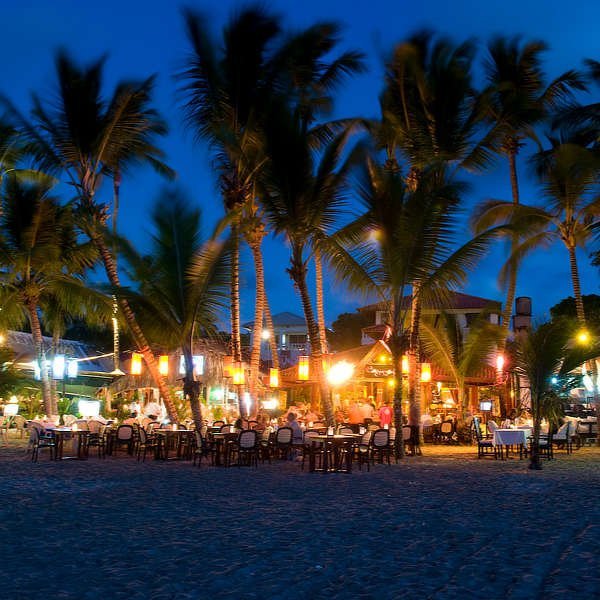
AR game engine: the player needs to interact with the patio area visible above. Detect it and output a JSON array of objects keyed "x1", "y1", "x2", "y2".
[{"x1": 1, "y1": 443, "x2": 598, "y2": 599}]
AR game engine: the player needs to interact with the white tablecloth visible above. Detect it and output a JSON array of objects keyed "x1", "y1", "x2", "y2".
[{"x1": 493, "y1": 429, "x2": 529, "y2": 446}]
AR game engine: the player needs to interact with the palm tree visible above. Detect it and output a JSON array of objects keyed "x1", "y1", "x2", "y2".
[
  {"x1": 379, "y1": 31, "x2": 493, "y2": 426},
  {"x1": 420, "y1": 312, "x2": 503, "y2": 422},
  {"x1": 179, "y1": 7, "x2": 282, "y2": 370},
  {"x1": 118, "y1": 189, "x2": 231, "y2": 430},
  {"x1": 513, "y1": 320, "x2": 598, "y2": 469},
  {"x1": 260, "y1": 105, "x2": 358, "y2": 424},
  {"x1": 481, "y1": 36, "x2": 586, "y2": 339},
  {"x1": 332, "y1": 158, "x2": 498, "y2": 454},
  {"x1": 0, "y1": 177, "x2": 108, "y2": 415},
  {"x1": 1, "y1": 52, "x2": 177, "y2": 420}
]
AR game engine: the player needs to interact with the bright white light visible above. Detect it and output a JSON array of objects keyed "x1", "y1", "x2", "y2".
[
  {"x1": 551, "y1": 376, "x2": 558, "y2": 385},
  {"x1": 327, "y1": 361, "x2": 355, "y2": 386},
  {"x1": 67, "y1": 359, "x2": 78, "y2": 379},
  {"x1": 179, "y1": 355, "x2": 204, "y2": 376},
  {"x1": 53, "y1": 355, "x2": 66, "y2": 379},
  {"x1": 4, "y1": 404, "x2": 18, "y2": 416},
  {"x1": 262, "y1": 398, "x2": 279, "y2": 410},
  {"x1": 31, "y1": 360, "x2": 41, "y2": 380},
  {"x1": 243, "y1": 392, "x2": 252, "y2": 415},
  {"x1": 261, "y1": 329, "x2": 270, "y2": 340},
  {"x1": 78, "y1": 399, "x2": 100, "y2": 417}
]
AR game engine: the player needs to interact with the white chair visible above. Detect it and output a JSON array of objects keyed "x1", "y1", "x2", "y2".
[{"x1": 553, "y1": 422, "x2": 574, "y2": 454}]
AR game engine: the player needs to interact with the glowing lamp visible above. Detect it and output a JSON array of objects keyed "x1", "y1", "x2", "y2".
[
  {"x1": 577, "y1": 330, "x2": 590, "y2": 345},
  {"x1": 131, "y1": 352, "x2": 143, "y2": 375},
  {"x1": 67, "y1": 359, "x2": 78, "y2": 379},
  {"x1": 401, "y1": 355, "x2": 409, "y2": 374},
  {"x1": 262, "y1": 398, "x2": 279, "y2": 410},
  {"x1": 269, "y1": 368, "x2": 279, "y2": 388},
  {"x1": 496, "y1": 354, "x2": 505, "y2": 371},
  {"x1": 159, "y1": 355, "x2": 169, "y2": 376},
  {"x1": 387, "y1": 378, "x2": 396, "y2": 388},
  {"x1": 261, "y1": 329, "x2": 270, "y2": 340},
  {"x1": 420, "y1": 363, "x2": 431, "y2": 383},
  {"x1": 232, "y1": 363, "x2": 245, "y2": 385},
  {"x1": 52, "y1": 355, "x2": 66, "y2": 379},
  {"x1": 298, "y1": 356, "x2": 310, "y2": 381},
  {"x1": 326, "y1": 361, "x2": 354, "y2": 386}
]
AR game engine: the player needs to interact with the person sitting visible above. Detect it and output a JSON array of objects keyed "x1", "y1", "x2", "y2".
[{"x1": 286, "y1": 412, "x2": 304, "y2": 445}]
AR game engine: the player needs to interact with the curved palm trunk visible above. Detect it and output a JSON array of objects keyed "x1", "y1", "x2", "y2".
[
  {"x1": 93, "y1": 234, "x2": 178, "y2": 422},
  {"x1": 230, "y1": 224, "x2": 243, "y2": 363},
  {"x1": 290, "y1": 247, "x2": 333, "y2": 425},
  {"x1": 407, "y1": 289, "x2": 422, "y2": 427},
  {"x1": 248, "y1": 235, "x2": 266, "y2": 406},
  {"x1": 27, "y1": 302, "x2": 53, "y2": 416},
  {"x1": 264, "y1": 302, "x2": 279, "y2": 370},
  {"x1": 314, "y1": 248, "x2": 328, "y2": 355}
]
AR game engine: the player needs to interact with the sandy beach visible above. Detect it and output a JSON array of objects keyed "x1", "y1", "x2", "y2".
[{"x1": 1, "y1": 443, "x2": 598, "y2": 599}]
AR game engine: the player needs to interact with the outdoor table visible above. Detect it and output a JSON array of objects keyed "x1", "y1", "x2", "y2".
[
  {"x1": 493, "y1": 428, "x2": 530, "y2": 459},
  {"x1": 49, "y1": 428, "x2": 90, "y2": 460},
  {"x1": 154, "y1": 429, "x2": 193, "y2": 460},
  {"x1": 210, "y1": 432, "x2": 238, "y2": 466},
  {"x1": 309, "y1": 435, "x2": 355, "y2": 473}
]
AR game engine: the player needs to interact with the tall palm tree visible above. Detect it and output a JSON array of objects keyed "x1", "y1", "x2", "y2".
[
  {"x1": 379, "y1": 31, "x2": 493, "y2": 426},
  {"x1": 1, "y1": 52, "x2": 177, "y2": 419},
  {"x1": 481, "y1": 36, "x2": 586, "y2": 339},
  {"x1": 118, "y1": 189, "x2": 231, "y2": 430},
  {"x1": 332, "y1": 158, "x2": 498, "y2": 454},
  {"x1": 0, "y1": 177, "x2": 107, "y2": 415},
  {"x1": 180, "y1": 7, "x2": 282, "y2": 370},
  {"x1": 260, "y1": 105, "x2": 357, "y2": 424}
]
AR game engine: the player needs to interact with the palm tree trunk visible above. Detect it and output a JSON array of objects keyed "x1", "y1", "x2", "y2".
[
  {"x1": 183, "y1": 348, "x2": 203, "y2": 431},
  {"x1": 230, "y1": 224, "x2": 242, "y2": 363},
  {"x1": 568, "y1": 245, "x2": 585, "y2": 323},
  {"x1": 248, "y1": 237, "x2": 266, "y2": 405},
  {"x1": 290, "y1": 248, "x2": 333, "y2": 425},
  {"x1": 389, "y1": 336, "x2": 405, "y2": 459},
  {"x1": 407, "y1": 288, "x2": 422, "y2": 427},
  {"x1": 314, "y1": 248, "x2": 328, "y2": 355},
  {"x1": 500, "y1": 148, "x2": 521, "y2": 341},
  {"x1": 264, "y1": 302, "x2": 279, "y2": 370},
  {"x1": 92, "y1": 234, "x2": 178, "y2": 422},
  {"x1": 27, "y1": 302, "x2": 53, "y2": 416},
  {"x1": 529, "y1": 395, "x2": 542, "y2": 470}
]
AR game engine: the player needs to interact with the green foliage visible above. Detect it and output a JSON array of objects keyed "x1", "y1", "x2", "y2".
[
  {"x1": 329, "y1": 310, "x2": 373, "y2": 351},
  {"x1": 550, "y1": 295, "x2": 600, "y2": 332}
]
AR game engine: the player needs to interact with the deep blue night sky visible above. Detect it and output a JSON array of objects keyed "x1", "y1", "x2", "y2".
[{"x1": 2, "y1": 0, "x2": 598, "y2": 325}]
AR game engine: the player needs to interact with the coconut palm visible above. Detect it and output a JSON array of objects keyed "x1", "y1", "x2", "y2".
[
  {"x1": 332, "y1": 158, "x2": 500, "y2": 454},
  {"x1": 259, "y1": 100, "x2": 359, "y2": 425},
  {"x1": 420, "y1": 312, "x2": 504, "y2": 422},
  {"x1": 117, "y1": 189, "x2": 231, "y2": 430},
  {"x1": 378, "y1": 31, "x2": 495, "y2": 426},
  {"x1": 0, "y1": 177, "x2": 108, "y2": 414},
  {"x1": 1, "y1": 52, "x2": 177, "y2": 419},
  {"x1": 481, "y1": 36, "x2": 586, "y2": 339}
]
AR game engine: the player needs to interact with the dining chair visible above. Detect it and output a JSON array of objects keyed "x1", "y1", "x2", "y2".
[
  {"x1": 370, "y1": 429, "x2": 392, "y2": 465},
  {"x1": 30, "y1": 426, "x2": 56, "y2": 462}
]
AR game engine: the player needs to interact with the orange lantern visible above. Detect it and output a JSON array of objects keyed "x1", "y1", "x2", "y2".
[
  {"x1": 158, "y1": 355, "x2": 169, "y2": 376},
  {"x1": 232, "y1": 362, "x2": 245, "y2": 385},
  {"x1": 420, "y1": 362, "x2": 431, "y2": 382},
  {"x1": 298, "y1": 356, "x2": 309, "y2": 381},
  {"x1": 269, "y1": 368, "x2": 279, "y2": 388},
  {"x1": 401, "y1": 355, "x2": 409, "y2": 374},
  {"x1": 131, "y1": 352, "x2": 143, "y2": 375}
]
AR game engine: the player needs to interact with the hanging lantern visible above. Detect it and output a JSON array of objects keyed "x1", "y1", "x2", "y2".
[
  {"x1": 401, "y1": 355, "x2": 409, "y2": 374},
  {"x1": 159, "y1": 355, "x2": 169, "y2": 376},
  {"x1": 420, "y1": 362, "x2": 431, "y2": 382},
  {"x1": 298, "y1": 356, "x2": 309, "y2": 381},
  {"x1": 223, "y1": 355, "x2": 234, "y2": 378},
  {"x1": 131, "y1": 352, "x2": 143, "y2": 375},
  {"x1": 269, "y1": 368, "x2": 279, "y2": 388},
  {"x1": 232, "y1": 362, "x2": 245, "y2": 385}
]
